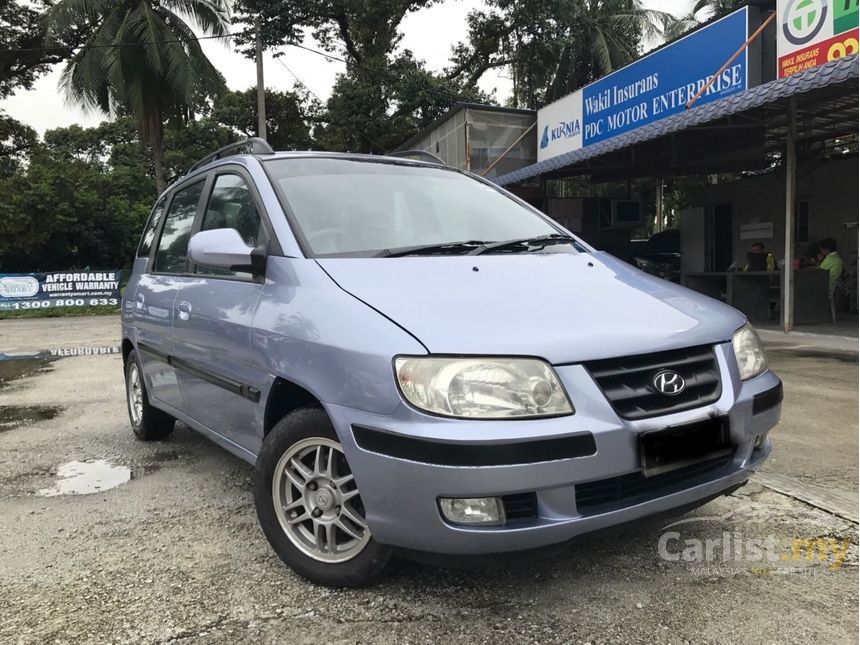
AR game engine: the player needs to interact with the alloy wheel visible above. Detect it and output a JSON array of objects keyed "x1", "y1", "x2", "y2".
[
  {"x1": 128, "y1": 363, "x2": 143, "y2": 426},
  {"x1": 271, "y1": 437, "x2": 370, "y2": 563}
]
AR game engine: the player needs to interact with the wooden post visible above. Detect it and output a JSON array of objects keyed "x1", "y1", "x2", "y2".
[
  {"x1": 686, "y1": 12, "x2": 776, "y2": 110},
  {"x1": 480, "y1": 122, "x2": 536, "y2": 177},
  {"x1": 255, "y1": 16, "x2": 267, "y2": 141},
  {"x1": 783, "y1": 97, "x2": 796, "y2": 332}
]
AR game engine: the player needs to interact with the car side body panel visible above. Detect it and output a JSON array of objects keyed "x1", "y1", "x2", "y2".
[{"x1": 244, "y1": 256, "x2": 428, "y2": 453}]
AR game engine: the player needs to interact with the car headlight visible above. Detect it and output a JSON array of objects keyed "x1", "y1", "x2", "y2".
[
  {"x1": 394, "y1": 356, "x2": 573, "y2": 419},
  {"x1": 732, "y1": 324, "x2": 768, "y2": 380}
]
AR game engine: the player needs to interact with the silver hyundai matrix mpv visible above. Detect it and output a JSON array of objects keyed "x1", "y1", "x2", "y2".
[{"x1": 121, "y1": 139, "x2": 782, "y2": 587}]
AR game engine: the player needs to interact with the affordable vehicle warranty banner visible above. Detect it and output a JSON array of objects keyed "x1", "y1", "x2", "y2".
[
  {"x1": 0, "y1": 271, "x2": 121, "y2": 311},
  {"x1": 537, "y1": 7, "x2": 750, "y2": 162}
]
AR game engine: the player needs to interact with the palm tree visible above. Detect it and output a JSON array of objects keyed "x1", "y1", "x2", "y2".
[
  {"x1": 664, "y1": 0, "x2": 743, "y2": 41},
  {"x1": 543, "y1": 0, "x2": 671, "y2": 104},
  {"x1": 46, "y1": 0, "x2": 231, "y2": 193}
]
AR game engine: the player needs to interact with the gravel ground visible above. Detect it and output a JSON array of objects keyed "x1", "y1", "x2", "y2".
[{"x1": 0, "y1": 316, "x2": 857, "y2": 644}]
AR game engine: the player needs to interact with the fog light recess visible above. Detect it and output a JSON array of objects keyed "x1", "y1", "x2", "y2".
[{"x1": 438, "y1": 497, "x2": 505, "y2": 525}]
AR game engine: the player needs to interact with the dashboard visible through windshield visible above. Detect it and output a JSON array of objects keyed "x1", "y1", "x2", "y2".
[{"x1": 263, "y1": 157, "x2": 582, "y2": 258}]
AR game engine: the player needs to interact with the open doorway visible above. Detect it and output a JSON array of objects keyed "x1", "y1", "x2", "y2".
[{"x1": 709, "y1": 203, "x2": 733, "y2": 271}]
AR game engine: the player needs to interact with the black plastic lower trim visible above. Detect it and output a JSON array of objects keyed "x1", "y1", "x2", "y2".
[
  {"x1": 137, "y1": 342, "x2": 168, "y2": 363},
  {"x1": 752, "y1": 381, "x2": 783, "y2": 415},
  {"x1": 351, "y1": 425, "x2": 596, "y2": 466},
  {"x1": 576, "y1": 453, "x2": 735, "y2": 516},
  {"x1": 136, "y1": 342, "x2": 260, "y2": 403}
]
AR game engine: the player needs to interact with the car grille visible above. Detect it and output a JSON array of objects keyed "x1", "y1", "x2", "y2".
[
  {"x1": 501, "y1": 493, "x2": 538, "y2": 522},
  {"x1": 575, "y1": 454, "x2": 733, "y2": 516},
  {"x1": 584, "y1": 344, "x2": 721, "y2": 420}
]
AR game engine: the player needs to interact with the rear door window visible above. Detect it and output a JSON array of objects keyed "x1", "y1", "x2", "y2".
[{"x1": 153, "y1": 180, "x2": 205, "y2": 274}]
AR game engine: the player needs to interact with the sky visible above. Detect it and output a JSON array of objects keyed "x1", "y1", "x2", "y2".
[{"x1": 0, "y1": 0, "x2": 691, "y2": 135}]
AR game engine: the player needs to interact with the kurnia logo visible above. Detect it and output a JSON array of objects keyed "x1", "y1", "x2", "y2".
[{"x1": 540, "y1": 120, "x2": 581, "y2": 149}]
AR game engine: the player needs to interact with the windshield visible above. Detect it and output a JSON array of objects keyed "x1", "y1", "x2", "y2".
[{"x1": 264, "y1": 158, "x2": 578, "y2": 257}]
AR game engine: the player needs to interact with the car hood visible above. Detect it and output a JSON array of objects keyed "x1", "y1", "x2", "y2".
[{"x1": 316, "y1": 252, "x2": 745, "y2": 364}]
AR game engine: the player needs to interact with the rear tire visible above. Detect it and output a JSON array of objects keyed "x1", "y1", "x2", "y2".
[
  {"x1": 125, "y1": 349, "x2": 174, "y2": 441},
  {"x1": 254, "y1": 407, "x2": 394, "y2": 587}
]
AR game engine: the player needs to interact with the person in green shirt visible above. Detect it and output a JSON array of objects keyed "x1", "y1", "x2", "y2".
[{"x1": 818, "y1": 238, "x2": 844, "y2": 295}]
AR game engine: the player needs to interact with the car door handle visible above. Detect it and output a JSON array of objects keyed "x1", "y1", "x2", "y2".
[
  {"x1": 135, "y1": 293, "x2": 145, "y2": 310},
  {"x1": 177, "y1": 301, "x2": 192, "y2": 321}
]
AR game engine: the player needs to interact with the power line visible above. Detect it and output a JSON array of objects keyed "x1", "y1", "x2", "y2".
[
  {"x1": 284, "y1": 41, "x2": 481, "y2": 106},
  {"x1": 275, "y1": 57, "x2": 387, "y2": 152},
  {"x1": 2, "y1": 29, "x2": 483, "y2": 108},
  {"x1": 0, "y1": 30, "x2": 249, "y2": 54},
  {"x1": 275, "y1": 57, "x2": 324, "y2": 104}
]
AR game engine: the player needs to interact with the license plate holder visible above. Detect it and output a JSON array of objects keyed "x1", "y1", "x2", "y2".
[{"x1": 639, "y1": 417, "x2": 732, "y2": 477}]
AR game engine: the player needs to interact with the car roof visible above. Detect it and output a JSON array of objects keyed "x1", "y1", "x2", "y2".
[
  {"x1": 263, "y1": 150, "x2": 446, "y2": 166},
  {"x1": 165, "y1": 149, "x2": 453, "y2": 197}
]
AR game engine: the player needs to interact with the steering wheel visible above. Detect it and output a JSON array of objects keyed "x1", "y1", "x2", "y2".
[{"x1": 306, "y1": 228, "x2": 351, "y2": 253}]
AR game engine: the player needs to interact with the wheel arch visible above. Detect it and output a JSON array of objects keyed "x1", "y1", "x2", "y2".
[
  {"x1": 121, "y1": 338, "x2": 135, "y2": 366},
  {"x1": 263, "y1": 377, "x2": 324, "y2": 438}
]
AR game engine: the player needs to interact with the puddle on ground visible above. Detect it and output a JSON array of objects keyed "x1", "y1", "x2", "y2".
[
  {"x1": 36, "y1": 459, "x2": 132, "y2": 497},
  {"x1": 0, "y1": 346, "x2": 120, "y2": 388},
  {"x1": 0, "y1": 405, "x2": 62, "y2": 432},
  {"x1": 0, "y1": 356, "x2": 56, "y2": 387}
]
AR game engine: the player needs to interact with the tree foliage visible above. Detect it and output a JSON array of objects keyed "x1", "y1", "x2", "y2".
[
  {"x1": 45, "y1": 0, "x2": 232, "y2": 192},
  {"x1": 0, "y1": 0, "x2": 83, "y2": 99},
  {"x1": 0, "y1": 86, "x2": 318, "y2": 272},
  {"x1": 448, "y1": 0, "x2": 669, "y2": 109},
  {"x1": 0, "y1": 112, "x2": 38, "y2": 174},
  {"x1": 315, "y1": 51, "x2": 489, "y2": 153},
  {"x1": 234, "y1": 0, "x2": 488, "y2": 153},
  {"x1": 664, "y1": 0, "x2": 744, "y2": 40},
  {"x1": 212, "y1": 87, "x2": 314, "y2": 151},
  {"x1": 0, "y1": 119, "x2": 154, "y2": 272},
  {"x1": 234, "y1": 0, "x2": 439, "y2": 63}
]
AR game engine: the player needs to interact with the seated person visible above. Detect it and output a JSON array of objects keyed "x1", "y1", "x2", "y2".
[
  {"x1": 745, "y1": 242, "x2": 768, "y2": 271},
  {"x1": 818, "y1": 238, "x2": 844, "y2": 295},
  {"x1": 796, "y1": 242, "x2": 823, "y2": 269}
]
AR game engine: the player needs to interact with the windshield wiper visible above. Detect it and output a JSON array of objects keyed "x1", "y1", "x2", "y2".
[
  {"x1": 469, "y1": 233, "x2": 576, "y2": 256},
  {"x1": 376, "y1": 240, "x2": 488, "y2": 257}
]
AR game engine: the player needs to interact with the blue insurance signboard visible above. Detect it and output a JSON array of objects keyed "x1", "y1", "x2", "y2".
[
  {"x1": 537, "y1": 7, "x2": 751, "y2": 162},
  {"x1": 0, "y1": 270, "x2": 121, "y2": 311}
]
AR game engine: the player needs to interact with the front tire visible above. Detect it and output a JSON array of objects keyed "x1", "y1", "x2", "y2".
[
  {"x1": 254, "y1": 407, "x2": 394, "y2": 587},
  {"x1": 125, "y1": 349, "x2": 174, "y2": 441}
]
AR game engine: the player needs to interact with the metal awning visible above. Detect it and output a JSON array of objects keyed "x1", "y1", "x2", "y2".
[{"x1": 493, "y1": 55, "x2": 859, "y2": 186}]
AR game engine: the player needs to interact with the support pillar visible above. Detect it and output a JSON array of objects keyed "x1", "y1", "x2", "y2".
[{"x1": 783, "y1": 98, "x2": 796, "y2": 332}]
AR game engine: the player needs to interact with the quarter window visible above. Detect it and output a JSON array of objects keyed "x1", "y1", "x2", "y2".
[
  {"x1": 138, "y1": 196, "x2": 167, "y2": 257},
  {"x1": 197, "y1": 174, "x2": 267, "y2": 277},
  {"x1": 153, "y1": 181, "x2": 204, "y2": 274}
]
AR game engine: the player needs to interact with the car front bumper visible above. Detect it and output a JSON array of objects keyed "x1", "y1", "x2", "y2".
[{"x1": 325, "y1": 343, "x2": 781, "y2": 555}]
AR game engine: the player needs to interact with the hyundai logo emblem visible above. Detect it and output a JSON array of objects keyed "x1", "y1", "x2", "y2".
[{"x1": 653, "y1": 370, "x2": 686, "y2": 395}]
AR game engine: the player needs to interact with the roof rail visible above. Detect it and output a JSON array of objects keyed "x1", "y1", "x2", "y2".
[
  {"x1": 386, "y1": 149, "x2": 446, "y2": 165},
  {"x1": 187, "y1": 137, "x2": 274, "y2": 174}
]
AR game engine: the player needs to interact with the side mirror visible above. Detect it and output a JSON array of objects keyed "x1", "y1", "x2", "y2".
[{"x1": 188, "y1": 228, "x2": 266, "y2": 276}]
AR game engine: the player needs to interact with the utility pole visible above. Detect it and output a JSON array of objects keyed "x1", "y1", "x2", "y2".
[{"x1": 255, "y1": 16, "x2": 266, "y2": 141}]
